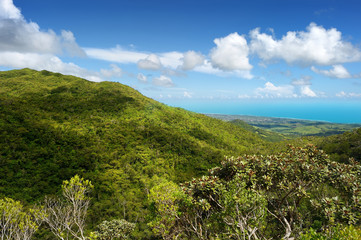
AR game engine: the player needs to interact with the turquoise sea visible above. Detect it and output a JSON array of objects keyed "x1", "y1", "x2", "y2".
[{"x1": 164, "y1": 99, "x2": 361, "y2": 124}]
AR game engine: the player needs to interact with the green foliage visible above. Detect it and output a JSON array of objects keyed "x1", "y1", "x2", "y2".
[
  {"x1": 148, "y1": 179, "x2": 185, "y2": 239},
  {"x1": 0, "y1": 197, "x2": 44, "y2": 239},
  {"x1": 93, "y1": 219, "x2": 135, "y2": 240},
  {"x1": 44, "y1": 175, "x2": 93, "y2": 240},
  {"x1": 62, "y1": 175, "x2": 93, "y2": 202},
  {"x1": 220, "y1": 178, "x2": 268, "y2": 239},
  {"x1": 3, "y1": 69, "x2": 361, "y2": 239},
  {"x1": 162, "y1": 145, "x2": 361, "y2": 239},
  {"x1": 0, "y1": 69, "x2": 268, "y2": 238},
  {"x1": 230, "y1": 119, "x2": 290, "y2": 142},
  {"x1": 318, "y1": 127, "x2": 361, "y2": 163},
  {"x1": 300, "y1": 225, "x2": 361, "y2": 240}
]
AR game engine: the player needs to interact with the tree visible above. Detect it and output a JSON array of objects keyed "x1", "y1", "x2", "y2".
[
  {"x1": 179, "y1": 176, "x2": 221, "y2": 239},
  {"x1": 220, "y1": 179, "x2": 267, "y2": 240},
  {"x1": 93, "y1": 219, "x2": 135, "y2": 240},
  {"x1": 209, "y1": 144, "x2": 361, "y2": 239},
  {"x1": 44, "y1": 175, "x2": 93, "y2": 240},
  {"x1": 0, "y1": 197, "x2": 44, "y2": 240},
  {"x1": 167, "y1": 145, "x2": 361, "y2": 239},
  {"x1": 148, "y1": 180, "x2": 185, "y2": 240},
  {"x1": 179, "y1": 175, "x2": 267, "y2": 240}
]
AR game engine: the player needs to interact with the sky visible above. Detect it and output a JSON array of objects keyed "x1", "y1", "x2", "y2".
[{"x1": 1, "y1": 0, "x2": 361, "y2": 122}]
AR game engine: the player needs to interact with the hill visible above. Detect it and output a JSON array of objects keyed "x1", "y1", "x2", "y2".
[
  {"x1": 0, "y1": 69, "x2": 268, "y2": 237},
  {"x1": 228, "y1": 119, "x2": 290, "y2": 142},
  {"x1": 317, "y1": 127, "x2": 361, "y2": 163}
]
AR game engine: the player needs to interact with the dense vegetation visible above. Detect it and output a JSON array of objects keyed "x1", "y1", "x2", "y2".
[
  {"x1": 229, "y1": 119, "x2": 290, "y2": 142},
  {"x1": 148, "y1": 145, "x2": 361, "y2": 239},
  {"x1": 1, "y1": 69, "x2": 361, "y2": 239},
  {"x1": 0, "y1": 69, "x2": 270, "y2": 238},
  {"x1": 318, "y1": 127, "x2": 361, "y2": 163}
]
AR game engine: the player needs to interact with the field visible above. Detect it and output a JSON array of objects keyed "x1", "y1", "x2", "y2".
[{"x1": 207, "y1": 114, "x2": 361, "y2": 137}]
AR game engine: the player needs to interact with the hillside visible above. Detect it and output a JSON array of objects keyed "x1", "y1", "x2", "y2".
[
  {"x1": 0, "y1": 69, "x2": 268, "y2": 237},
  {"x1": 228, "y1": 119, "x2": 290, "y2": 142},
  {"x1": 317, "y1": 127, "x2": 361, "y2": 163}
]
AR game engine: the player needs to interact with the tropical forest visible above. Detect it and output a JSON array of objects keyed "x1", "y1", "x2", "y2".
[{"x1": 1, "y1": 69, "x2": 361, "y2": 240}]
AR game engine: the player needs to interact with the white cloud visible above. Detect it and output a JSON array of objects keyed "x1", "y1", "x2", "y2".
[
  {"x1": 250, "y1": 23, "x2": 361, "y2": 66},
  {"x1": 193, "y1": 60, "x2": 223, "y2": 75},
  {"x1": 237, "y1": 94, "x2": 251, "y2": 99},
  {"x1": 159, "y1": 51, "x2": 183, "y2": 69},
  {"x1": 0, "y1": 0, "x2": 88, "y2": 80},
  {"x1": 85, "y1": 46, "x2": 147, "y2": 64},
  {"x1": 0, "y1": 19, "x2": 60, "y2": 54},
  {"x1": 100, "y1": 64, "x2": 122, "y2": 78},
  {"x1": 85, "y1": 44, "x2": 253, "y2": 79},
  {"x1": 300, "y1": 85, "x2": 317, "y2": 97},
  {"x1": 291, "y1": 76, "x2": 317, "y2": 97},
  {"x1": 181, "y1": 51, "x2": 205, "y2": 70},
  {"x1": 60, "y1": 30, "x2": 86, "y2": 57},
  {"x1": 256, "y1": 82, "x2": 296, "y2": 98},
  {"x1": 336, "y1": 91, "x2": 361, "y2": 98},
  {"x1": 85, "y1": 46, "x2": 184, "y2": 70},
  {"x1": 183, "y1": 91, "x2": 192, "y2": 98},
  {"x1": 194, "y1": 60, "x2": 253, "y2": 79},
  {"x1": 311, "y1": 65, "x2": 352, "y2": 79},
  {"x1": 152, "y1": 75, "x2": 174, "y2": 87},
  {"x1": 291, "y1": 76, "x2": 312, "y2": 86},
  {"x1": 137, "y1": 73, "x2": 147, "y2": 83},
  {"x1": 0, "y1": 0, "x2": 21, "y2": 19},
  {"x1": 137, "y1": 54, "x2": 163, "y2": 70},
  {"x1": 0, "y1": 1, "x2": 84, "y2": 56},
  {"x1": 0, "y1": 51, "x2": 102, "y2": 81},
  {"x1": 210, "y1": 32, "x2": 252, "y2": 71}
]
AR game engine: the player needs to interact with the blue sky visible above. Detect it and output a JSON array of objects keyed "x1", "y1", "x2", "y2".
[{"x1": 1, "y1": 0, "x2": 361, "y2": 121}]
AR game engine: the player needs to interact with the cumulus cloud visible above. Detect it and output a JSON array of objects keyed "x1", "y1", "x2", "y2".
[
  {"x1": 300, "y1": 86, "x2": 317, "y2": 97},
  {"x1": 100, "y1": 64, "x2": 122, "y2": 78},
  {"x1": 0, "y1": 0, "x2": 21, "y2": 19},
  {"x1": 210, "y1": 32, "x2": 252, "y2": 71},
  {"x1": 137, "y1": 73, "x2": 147, "y2": 83},
  {"x1": 159, "y1": 51, "x2": 183, "y2": 69},
  {"x1": 291, "y1": 76, "x2": 317, "y2": 97},
  {"x1": 137, "y1": 54, "x2": 163, "y2": 70},
  {"x1": 181, "y1": 51, "x2": 205, "y2": 70},
  {"x1": 0, "y1": 0, "x2": 91, "y2": 80},
  {"x1": 192, "y1": 60, "x2": 253, "y2": 79},
  {"x1": 152, "y1": 75, "x2": 174, "y2": 87},
  {"x1": 0, "y1": 1, "x2": 84, "y2": 56},
  {"x1": 256, "y1": 82, "x2": 296, "y2": 98},
  {"x1": 250, "y1": 23, "x2": 361, "y2": 66},
  {"x1": 60, "y1": 30, "x2": 86, "y2": 57},
  {"x1": 311, "y1": 65, "x2": 352, "y2": 79}
]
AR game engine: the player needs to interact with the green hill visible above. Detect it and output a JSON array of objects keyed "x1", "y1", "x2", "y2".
[
  {"x1": 229, "y1": 119, "x2": 290, "y2": 142},
  {"x1": 0, "y1": 69, "x2": 268, "y2": 237},
  {"x1": 317, "y1": 127, "x2": 361, "y2": 163}
]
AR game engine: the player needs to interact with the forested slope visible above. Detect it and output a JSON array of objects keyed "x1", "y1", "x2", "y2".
[
  {"x1": 318, "y1": 127, "x2": 361, "y2": 163},
  {"x1": 0, "y1": 69, "x2": 268, "y2": 237}
]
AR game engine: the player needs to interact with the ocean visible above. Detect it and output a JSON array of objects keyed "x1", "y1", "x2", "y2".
[{"x1": 164, "y1": 99, "x2": 361, "y2": 124}]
